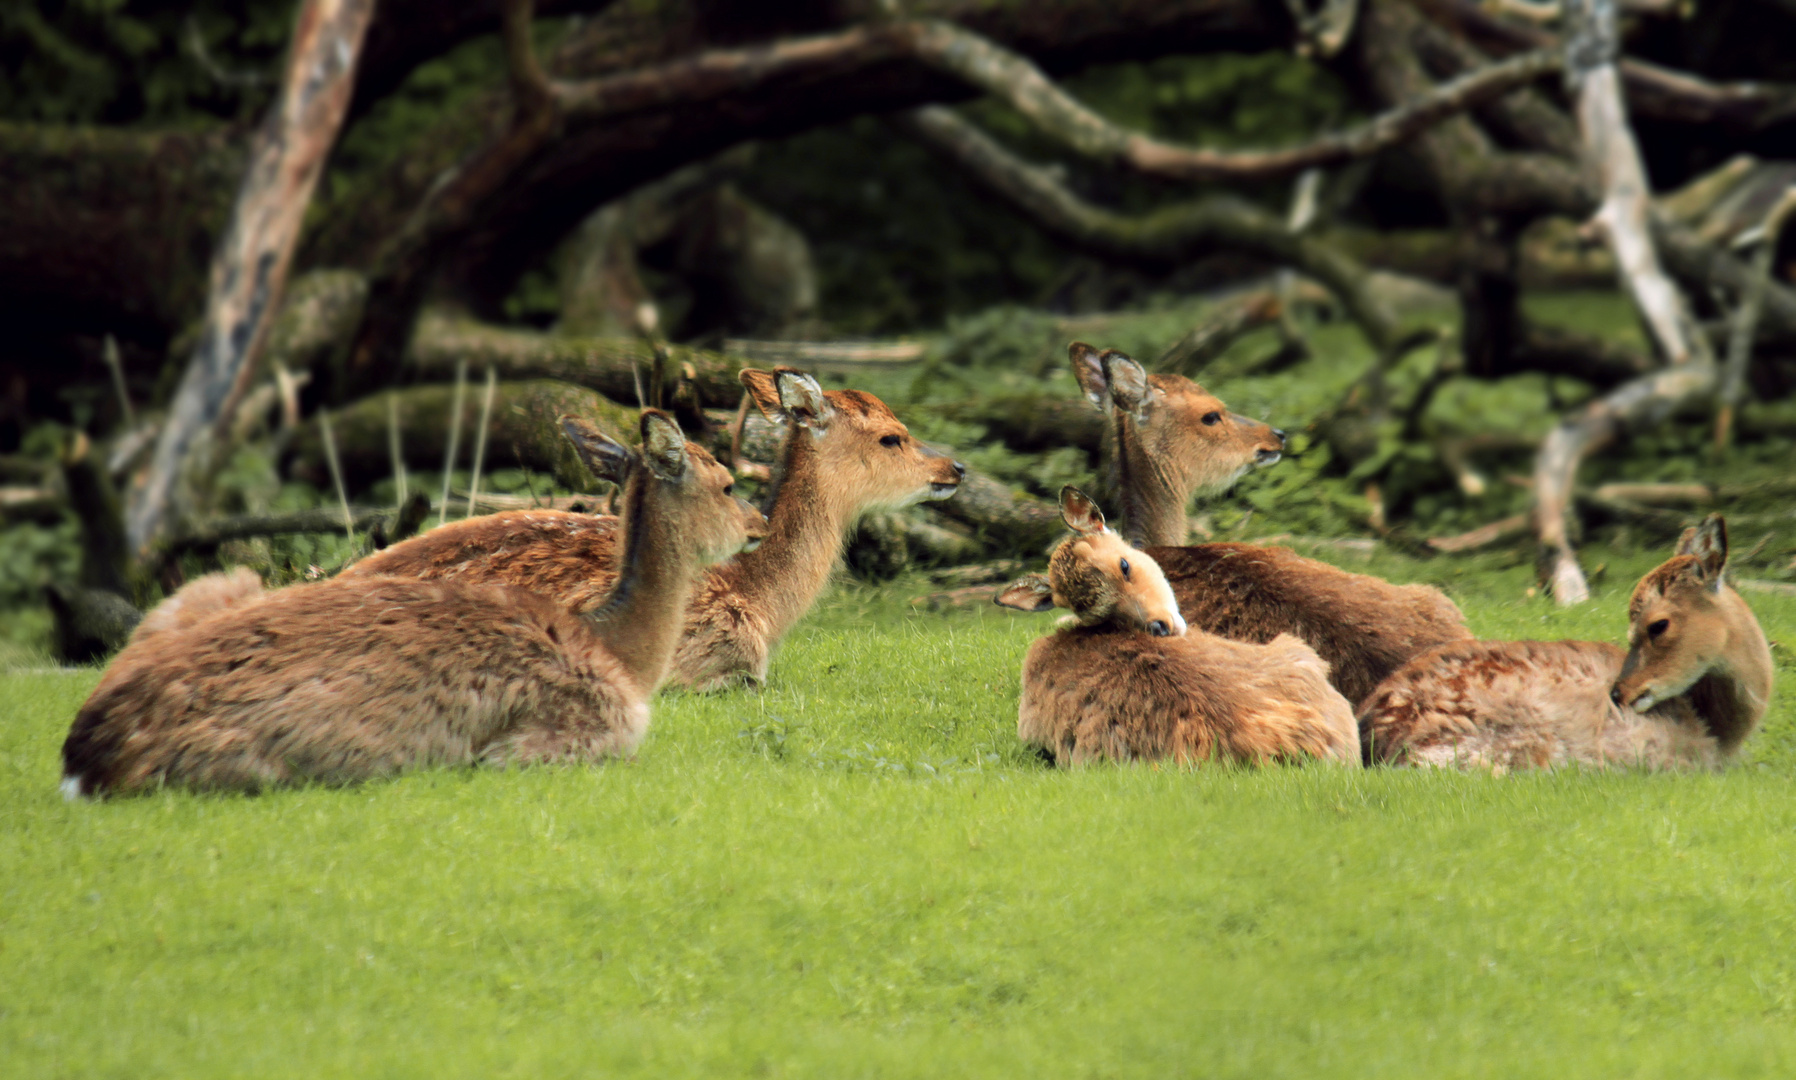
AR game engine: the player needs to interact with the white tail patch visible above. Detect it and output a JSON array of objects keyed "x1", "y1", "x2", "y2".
[{"x1": 60, "y1": 775, "x2": 85, "y2": 801}]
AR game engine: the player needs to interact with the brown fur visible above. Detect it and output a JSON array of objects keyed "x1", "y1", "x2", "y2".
[
  {"x1": 346, "y1": 369, "x2": 963, "y2": 691},
  {"x1": 1360, "y1": 516, "x2": 1774, "y2": 770},
  {"x1": 1069, "y1": 341, "x2": 1472, "y2": 705},
  {"x1": 61, "y1": 412, "x2": 765, "y2": 796},
  {"x1": 999, "y1": 487, "x2": 1358, "y2": 767},
  {"x1": 125, "y1": 566, "x2": 267, "y2": 646}
]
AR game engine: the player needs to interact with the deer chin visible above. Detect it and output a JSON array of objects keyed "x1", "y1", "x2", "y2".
[
  {"x1": 927, "y1": 482, "x2": 961, "y2": 501},
  {"x1": 1254, "y1": 449, "x2": 1283, "y2": 466},
  {"x1": 739, "y1": 536, "x2": 764, "y2": 554}
]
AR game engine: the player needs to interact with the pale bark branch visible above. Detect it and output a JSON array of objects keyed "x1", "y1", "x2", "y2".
[
  {"x1": 127, "y1": 0, "x2": 376, "y2": 555},
  {"x1": 1532, "y1": 363, "x2": 1716, "y2": 603}
]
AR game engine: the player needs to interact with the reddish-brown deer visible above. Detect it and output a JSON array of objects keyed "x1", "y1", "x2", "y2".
[
  {"x1": 60, "y1": 411, "x2": 766, "y2": 796},
  {"x1": 345, "y1": 368, "x2": 963, "y2": 690},
  {"x1": 997, "y1": 486, "x2": 1358, "y2": 767},
  {"x1": 1070, "y1": 341, "x2": 1472, "y2": 706},
  {"x1": 1359, "y1": 516, "x2": 1774, "y2": 770}
]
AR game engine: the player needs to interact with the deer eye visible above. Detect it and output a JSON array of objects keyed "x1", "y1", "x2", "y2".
[
  {"x1": 1201, "y1": 411, "x2": 1222, "y2": 426},
  {"x1": 1648, "y1": 619, "x2": 1669, "y2": 639},
  {"x1": 723, "y1": 483, "x2": 735, "y2": 497},
  {"x1": 1119, "y1": 558, "x2": 1131, "y2": 580},
  {"x1": 880, "y1": 434, "x2": 902, "y2": 448}
]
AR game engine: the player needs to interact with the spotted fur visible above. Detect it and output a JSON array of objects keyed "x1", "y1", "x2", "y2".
[{"x1": 1360, "y1": 516, "x2": 1773, "y2": 770}]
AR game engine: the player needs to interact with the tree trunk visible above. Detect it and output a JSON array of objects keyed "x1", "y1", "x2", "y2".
[{"x1": 127, "y1": 0, "x2": 377, "y2": 557}]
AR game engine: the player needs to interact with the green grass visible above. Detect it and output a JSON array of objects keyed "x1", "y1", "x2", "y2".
[{"x1": 3, "y1": 553, "x2": 1795, "y2": 1078}]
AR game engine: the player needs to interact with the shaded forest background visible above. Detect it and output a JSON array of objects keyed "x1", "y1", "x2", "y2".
[{"x1": 3, "y1": 0, "x2": 1795, "y2": 661}]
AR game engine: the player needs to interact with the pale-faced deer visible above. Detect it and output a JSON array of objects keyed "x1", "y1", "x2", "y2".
[
  {"x1": 1359, "y1": 516, "x2": 1774, "y2": 770},
  {"x1": 997, "y1": 487, "x2": 1358, "y2": 767},
  {"x1": 345, "y1": 368, "x2": 964, "y2": 691},
  {"x1": 60, "y1": 411, "x2": 766, "y2": 796},
  {"x1": 1070, "y1": 341, "x2": 1472, "y2": 706}
]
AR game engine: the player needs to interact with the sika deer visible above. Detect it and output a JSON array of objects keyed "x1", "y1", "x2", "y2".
[
  {"x1": 1359, "y1": 516, "x2": 1774, "y2": 771},
  {"x1": 60, "y1": 411, "x2": 766, "y2": 796},
  {"x1": 346, "y1": 368, "x2": 964, "y2": 691},
  {"x1": 996, "y1": 487, "x2": 1358, "y2": 767},
  {"x1": 1069, "y1": 341, "x2": 1472, "y2": 706}
]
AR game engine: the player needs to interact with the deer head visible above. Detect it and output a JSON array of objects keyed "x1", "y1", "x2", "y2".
[
  {"x1": 1613, "y1": 515, "x2": 1738, "y2": 713},
  {"x1": 739, "y1": 367, "x2": 964, "y2": 511},
  {"x1": 996, "y1": 486, "x2": 1185, "y2": 637}
]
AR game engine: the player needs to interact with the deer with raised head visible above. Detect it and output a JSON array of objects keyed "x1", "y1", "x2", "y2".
[
  {"x1": 996, "y1": 486, "x2": 1359, "y2": 767},
  {"x1": 1069, "y1": 341, "x2": 1472, "y2": 706},
  {"x1": 60, "y1": 411, "x2": 766, "y2": 796},
  {"x1": 1359, "y1": 516, "x2": 1774, "y2": 770},
  {"x1": 344, "y1": 368, "x2": 964, "y2": 691}
]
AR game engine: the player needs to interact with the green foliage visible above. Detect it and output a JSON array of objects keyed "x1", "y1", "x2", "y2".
[
  {"x1": 0, "y1": 0, "x2": 293, "y2": 126},
  {"x1": 2, "y1": 562, "x2": 1794, "y2": 1076}
]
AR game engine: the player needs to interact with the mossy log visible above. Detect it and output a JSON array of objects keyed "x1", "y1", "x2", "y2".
[{"x1": 288, "y1": 380, "x2": 636, "y2": 493}]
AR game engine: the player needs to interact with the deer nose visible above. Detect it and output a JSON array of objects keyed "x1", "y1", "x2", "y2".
[
  {"x1": 1148, "y1": 619, "x2": 1171, "y2": 637},
  {"x1": 952, "y1": 461, "x2": 967, "y2": 478},
  {"x1": 1272, "y1": 428, "x2": 1287, "y2": 445}
]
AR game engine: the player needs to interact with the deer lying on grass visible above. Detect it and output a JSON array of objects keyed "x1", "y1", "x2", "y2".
[
  {"x1": 345, "y1": 368, "x2": 964, "y2": 690},
  {"x1": 1359, "y1": 516, "x2": 1774, "y2": 770},
  {"x1": 60, "y1": 411, "x2": 766, "y2": 796},
  {"x1": 996, "y1": 486, "x2": 1359, "y2": 767},
  {"x1": 1070, "y1": 341, "x2": 1472, "y2": 706}
]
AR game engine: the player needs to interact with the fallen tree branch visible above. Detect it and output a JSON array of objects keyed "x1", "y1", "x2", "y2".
[
  {"x1": 1715, "y1": 185, "x2": 1796, "y2": 450},
  {"x1": 894, "y1": 105, "x2": 1400, "y2": 351},
  {"x1": 289, "y1": 380, "x2": 637, "y2": 493},
  {"x1": 128, "y1": 0, "x2": 376, "y2": 555},
  {"x1": 1533, "y1": 361, "x2": 1716, "y2": 604},
  {"x1": 1427, "y1": 512, "x2": 1531, "y2": 552},
  {"x1": 1156, "y1": 292, "x2": 1287, "y2": 376},
  {"x1": 164, "y1": 493, "x2": 432, "y2": 556},
  {"x1": 907, "y1": 18, "x2": 1562, "y2": 183}
]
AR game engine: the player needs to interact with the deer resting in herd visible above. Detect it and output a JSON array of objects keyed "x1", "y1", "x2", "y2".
[
  {"x1": 1360, "y1": 515, "x2": 1774, "y2": 770},
  {"x1": 997, "y1": 486, "x2": 1359, "y2": 767},
  {"x1": 345, "y1": 368, "x2": 964, "y2": 691},
  {"x1": 1069, "y1": 341, "x2": 1472, "y2": 706},
  {"x1": 60, "y1": 411, "x2": 766, "y2": 796}
]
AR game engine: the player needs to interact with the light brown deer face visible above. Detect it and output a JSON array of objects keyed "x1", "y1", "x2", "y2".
[
  {"x1": 740, "y1": 367, "x2": 965, "y2": 509},
  {"x1": 997, "y1": 486, "x2": 1185, "y2": 637},
  {"x1": 1069, "y1": 341, "x2": 1285, "y2": 497},
  {"x1": 1614, "y1": 515, "x2": 1732, "y2": 712},
  {"x1": 562, "y1": 411, "x2": 767, "y2": 565}
]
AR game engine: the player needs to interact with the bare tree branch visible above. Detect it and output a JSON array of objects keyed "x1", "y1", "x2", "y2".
[
  {"x1": 1533, "y1": 364, "x2": 1716, "y2": 604},
  {"x1": 1566, "y1": 0, "x2": 1705, "y2": 369},
  {"x1": 127, "y1": 0, "x2": 376, "y2": 556},
  {"x1": 903, "y1": 18, "x2": 1562, "y2": 182},
  {"x1": 894, "y1": 105, "x2": 1400, "y2": 351}
]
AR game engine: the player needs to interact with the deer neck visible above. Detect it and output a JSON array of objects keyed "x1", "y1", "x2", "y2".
[
  {"x1": 1685, "y1": 588, "x2": 1776, "y2": 752},
  {"x1": 584, "y1": 474, "x2": 701, "y2": 695},
  {"x1": 1114, "y1": 414, "x2": 1188, "y2": 548},
  {"x1": 722, "y1": 428, "x2": 853, "y2": 638}
]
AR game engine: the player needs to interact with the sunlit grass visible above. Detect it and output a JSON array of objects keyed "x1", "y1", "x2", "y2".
[{"x1": 2, "y1": 552, "x2": 1793, "y2": 1078}]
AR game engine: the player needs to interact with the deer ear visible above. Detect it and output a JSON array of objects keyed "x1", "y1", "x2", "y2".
[
  {"x1": 1058, "y1": 485, "x2": 1107, "y2": 535},
  {"x1": 995, "y1": 574, "x2": 1056, "y2": 612},
  {"x1": 774, "y1": 368, "x2": 832, "y2": 430},
  {"x1": 1688, "y1": 514, "x2": 1728, "y2": 589},
  {"x1": 638, "y1": 410, "x2": 689, "y2": 481},
  {"x1": 560, "y1": 416, "x2": 635, "y2": 484},
  {"x1": 1102, "y1": 350, "x2": 1152, "y2": 420},
  {"x1": 1069, "y1": 341, "x2": 1110, "y2": 411},
  {"x1": 738, "y1": 369, "x2": 784, "y2": 422}
]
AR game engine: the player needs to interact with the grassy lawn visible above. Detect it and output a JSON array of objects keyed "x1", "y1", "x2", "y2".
[{"x1": 3, "y1": 549, "x2": 1794, "y2": 1078}]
